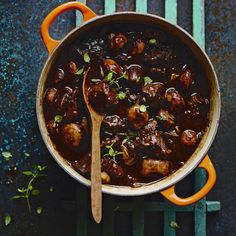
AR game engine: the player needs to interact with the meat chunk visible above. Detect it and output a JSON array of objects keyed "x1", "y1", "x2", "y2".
[
  {"x1": 139, "y1": 130, "x2": 171, "y2": 156},
  {"x1": 101, "y1": 172, "x2": 111, "y2": 184},
  {"x1": 44, "y1": 88, "x2": 58, "y2": 105},
  {"x1": 180, "y1": 69, "x2": 193, "y2": 88},
  {"x1": 65, "y1": 87, "x2": 80, "y2": 120},
  {"x1": 62, "y1": 123, "x2": 83, "y2": 147},
  {"x1": 46, "y1": 120, "x2": 59, "y2": 135},
  {"x1": 125, "y1": 64, "x2": 142, "y2": 83},
  {"x1": 132, "y1": 39, "x2": 145, "y2": 55},
  {"x1": 101, "y1": 135, "x2": 121, "y2": 148},
  {"x1": 110, "y1": 33, "x2": 127, "y2": 49},
  {"x1": 88, "y1": 80, "x2": 118, "y2": 112},
  {"x1": 157, "y1": 109, "x2": 175, "y2": 127},
  {"x1": 181, "y1": 129, "x2": 198, "y2": 146},
  {"x1": 104, "y1": 58, "x2": 122, "y2": 74},
  {"x1": 142, "y1": 82, "x2": 164, "y2": 99},
  {"x1": 71, "y1": 155, "x2": 91, "y2": 177},
  {"x1": 101, "y1": 158, "x2": 124, "y2": 178},
  {"x1": 144, "y1": 46, "x2": 173, "y2": 64},
  {"x1": 141, "y1": 158, "x2": 173, "y2": 176},
  {"x1": 165, "y1": 88, "x2": 185, "y2": 113},
  {"x1": 103, "y1": 115, "x2": 126, "y2": 132},
  {"x1": 121, "y1": 139, "x2": 137, "y2": 166},
  {"x1": 127, "y1": 104, "x2": 149, "y2": 129}
]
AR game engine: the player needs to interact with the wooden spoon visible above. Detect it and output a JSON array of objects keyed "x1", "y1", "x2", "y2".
[{"x1": 82, "y1": 68, "x2": 104, "y2": 223}]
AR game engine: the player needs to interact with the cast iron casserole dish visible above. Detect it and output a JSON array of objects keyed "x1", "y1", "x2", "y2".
[{"x1": 36, "y1": 2, "x2": 220, "y2": 206}]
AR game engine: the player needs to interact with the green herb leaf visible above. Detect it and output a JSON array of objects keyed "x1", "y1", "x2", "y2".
[
  {"x1": 149, "y1": 38, "x2": 157, "y2": 44},
  {"x1": 107, "y1": 72, "x2": 113, "y2": 81},
  {"x1": 12, "y1": 195, "x2": 24, "y2": 200},
  {"x1": 128, "y1": 130, "x2": 138, "y2": 137},
  {"x1": 117, "y1": 91, "x2": 126, "y2": 100},
  {"x1": 170, "y1": 221, "x2": 180, "y2": 229},
  {"x1": 91, "y1": 78, "x2": 101, "y2": 83},
  {"x1": 22, "y1": 171, "x2": 33, "y2": 176},
  {"x1": 35, "y1": 165, "x2": 47, "y2": 172},
  {"x1": 75, "y1": 66, "x2": 84, "y2": 75},
  {"x1": 17, "y1": 188, "x2": 27, "y2": 193},
  {"x1": 139, "y1": 105, "x2": 147, "y2": 112},
  {"x1": 144, "y1": 76, "x2": 153, "y2": 84},
  {"x1": 83, "y1": 52, "x2": 90, "y2": 63},
  {"x1": 36, "y1": 207, "x2": 43, "y2": 214},
  {"x1": 4, "y1": 215, "x2": 11, "y2": 226},
  {"x1": 49, "y1": 186, "x2": 54, "y2": 192},
  {"x1": 2, "y1": 151, "x2": 12, "y2": 161},
  {"x1": 100, "y1": 66, "x2": 105, "y2": 77},
  {"x1": 54, "y1": 115, "x2": 63, "y2": 123},
  {"x1": 31, "y1": 189, "x2": 40, "y2": 196},
  {"x1": 24, "y1": 152, "x2": 30, "y2": 157}
]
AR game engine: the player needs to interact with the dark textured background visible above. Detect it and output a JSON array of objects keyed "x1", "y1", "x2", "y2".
[{"x1": 0, "y1": 0, "x2": 235, "y2": 235}]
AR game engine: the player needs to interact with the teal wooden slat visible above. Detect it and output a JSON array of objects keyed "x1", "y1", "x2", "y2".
[
  {"x1": 194, "y1": 201, "x2": 207, "y2": 236},
  {"x1": 136, "y1": 0, "x2": 148, "y2": 13},
  {"x1": 76, "y1": 0, "x2": 87, "y2": 27},
  {"x1": 165, "y1": 0, "x2": 177, "y2": 24},
  {"x1": 76, "y1": 185, "x2": 88, "y2": 236},
  {"x1": 193, "y1": 0, "x2": 205, "y2": 49},
  {"x1": 206, "y1": 201, "x2": 221, "y2": 211},
  {"x1": 164, "y1": 203, "x2": 176, "y2": 236},
  {"x1": 132, "y1": 197, "x2": 145, "y2": 236},
  {"x1": 102, "y1": 197, "x2": 115, "y2": 236},
  {"x1": 104, "y1": 0, "x2": 116, "y2": 14}
]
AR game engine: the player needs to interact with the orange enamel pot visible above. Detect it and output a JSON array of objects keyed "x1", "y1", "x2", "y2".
[{"x1": 36, "y1": 2, "x2": 221, "y2": 206}]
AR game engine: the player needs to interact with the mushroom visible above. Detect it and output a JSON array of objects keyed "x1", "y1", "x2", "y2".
[
  {"x1": 141, "y1": 158, "x2": 173, "y2": 176},
  {"x1": 125, "y1": 64, "x2": 142, "y2": 83},
  {"x1": 165, "y1": 87, "x2": 185, "y2": 113},
  {"x1": 62, "y1": 123, "x2": 83, "y2": 147},
  {"x1": 181, "y1": 129, "x2": 198, "y2": 146},
  {"x1": 57, "y1": 86, "x2": 73, "y2": 111},
  {"x1": 132, "y1": 39, "x2": 145, "y2": 55},
  {"x1": 44, "y1": 87, "x2": 58, "y2": 105},
  {"x1": 54, "y1": 68, "x2": 64, "y2": 84},
  {"x1": 157, "y1": 109, "x2": 175, "y2": 127},
  {"x1": 110, "y1": 33, "x2": 127, "y2": 49},
  {"x1": 67, "y1": 61, "x2": 78, "y2": 74},
  {"x1": 101, "y1": 171, "x2": 111, "y2": 184},
  {"x1": 142, "y1": 82, "x2": 164, "y2": 99},
  {"x1": 104, "y1": 58, "x2": 122, "y2": 74},
  {"x1": 180, "y1": 69, "x2": 193, "y2": 88}
]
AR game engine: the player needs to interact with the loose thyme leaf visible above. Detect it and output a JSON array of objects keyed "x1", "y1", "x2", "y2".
[
  {"x1": 139, "y1": 105, "x2": 147, "y2": 112},
  {"x1": 170, "y1": 221, "x2": 180, "y2": 229},
  {"x1": 144, "y1": 76, "x2": 153, "y2": 84},
  {"x1": 4, "y1": 215, "x2": 11, "y2": 226},
  {"x1": 100, "y1": 66, "x2": 105, "y2": 77},
  {"x1": 54, "y1": 115, "x2": 63, "y2": 123},
  {"x1": 107, "y1": 71, "x2": 113, "y2": 81},
  {"x1": 22, "y1": 171, "x2": 33, "y2": 176},
  {"x1": 117, "y1": 91, "x2": 126, "y2": 100},
  {"x1": 2, "y1": 151, "x2": 12, "y2": 161},
  {"x1": 149, "y1": 38, "x2": 157, "y2": 44},
  {"x1": 83, "y1": 52, "x2": 90, "y2": 63},
  {"x1": 36, "y1": 207, "x2": 43, "y2": 214},
  {"x1": 75, "y1": 66, "x2": 84, "y2": 75},
  {"x1": 91, "y1": 78, "x2": 101, "y2": 83},
  {"x1": 31, "y1": 189, "x2": 40, "y2": 196},
  {"x1": 49, "y1": 186, "x2": 54, "y2": 192}
]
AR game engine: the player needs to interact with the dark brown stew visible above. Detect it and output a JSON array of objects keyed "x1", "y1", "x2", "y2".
[{"x1": 43, "y1": 23, "x2": 210, "y2": 187}]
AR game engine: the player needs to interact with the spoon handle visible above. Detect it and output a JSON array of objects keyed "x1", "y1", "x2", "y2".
[{"x1": 91, "y1": 115, "x2": 103, "y2": 223}]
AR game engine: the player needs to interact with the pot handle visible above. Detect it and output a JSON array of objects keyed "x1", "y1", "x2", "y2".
[
  {"x1": 40, "y1": 1, "x2": 96, "y2": 54},
  {"x1": 160, "y1": 155, "x2": 216, "y2": 206}
]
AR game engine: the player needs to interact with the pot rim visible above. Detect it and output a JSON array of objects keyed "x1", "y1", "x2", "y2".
[{"x1": 36, "y1": 12, "x2": 221, "y2": 196}]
